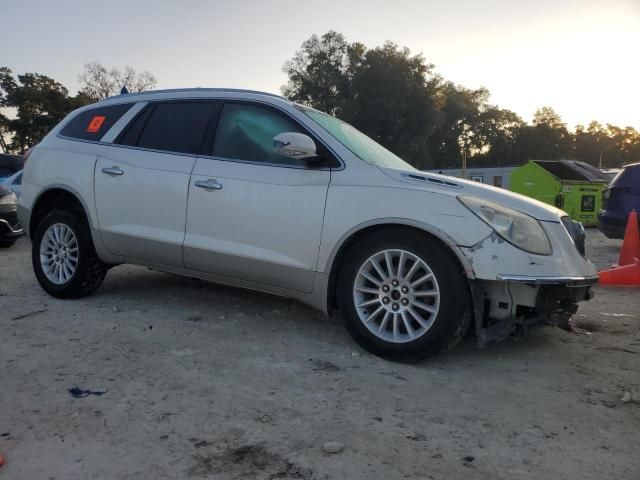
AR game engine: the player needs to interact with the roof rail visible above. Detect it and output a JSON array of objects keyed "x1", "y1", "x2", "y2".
[{"x1": 101, "y1": 87, "x2": 288, "y2": 102}]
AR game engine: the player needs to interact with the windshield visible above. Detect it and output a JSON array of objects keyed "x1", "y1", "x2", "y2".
[{"x1": 301, "y1": 108, "x2": 415, "y2": 171}]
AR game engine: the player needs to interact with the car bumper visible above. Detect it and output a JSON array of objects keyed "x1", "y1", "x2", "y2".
[
  {"x1": 461, "y1": 218, "x2": 598, "y2": 347},
  {"x1": 495, "y1": 274, "x2": 599, "y2": 287},
  {"x1": 597, "y1": 211, "x2": 628, "y2": 239},
  {"x1": 471, "y1": 279, "x2": 595, "y2": 348},
  {"x1": 0, "y1": 216, "x2": 23, "y2": 238},
  {"x1": 462, "y1": 221, "x2": 598, "y2": 282}
]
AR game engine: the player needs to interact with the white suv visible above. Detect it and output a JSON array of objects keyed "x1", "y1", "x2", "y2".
[{"x1": 18, "y1": 88, "x2": 597, "y2": 361}]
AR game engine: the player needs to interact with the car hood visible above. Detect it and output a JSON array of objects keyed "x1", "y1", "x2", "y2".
[{"x1": 379, "y1": 167, "x2": 566, "y2": 222}]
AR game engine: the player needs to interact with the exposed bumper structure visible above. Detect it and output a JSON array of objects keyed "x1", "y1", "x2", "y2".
[
  {"x1": 470, "y1": 278, "x2": 596, "y2": 348},
  {"x1": 461, "y1": 217, "x2": 598, "y2": 347}
]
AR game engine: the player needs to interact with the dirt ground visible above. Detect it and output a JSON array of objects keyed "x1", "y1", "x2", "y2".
[{"x1": 1, "y1": 229, "x2": 639, "y2": 479}]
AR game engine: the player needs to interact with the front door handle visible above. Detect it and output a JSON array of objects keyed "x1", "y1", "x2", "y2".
[
  {"x1": 194, "y1": 179, "x2": 223, "y2": 191},
  {"x1": 102, "y1": 166, "x2": 124, "y2": 176}
]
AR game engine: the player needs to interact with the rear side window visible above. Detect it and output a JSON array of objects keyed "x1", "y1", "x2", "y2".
[
  {"x1": 212, "y1": 103, "x2": 306, "y2": 165},
  {"x1": 60, "y1": 103, "x2": 133, "y2": 141},
  {"x1": 118, "y1": 102, "x2": 213, "y2": 155}
]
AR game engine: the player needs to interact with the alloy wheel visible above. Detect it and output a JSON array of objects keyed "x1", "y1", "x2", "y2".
[
  {"x1": 40, "y1": 223, "x2": 79, "y2": 285},
  {"x1": 353, "y1": 249, "x2": 441, "y2": 343}
]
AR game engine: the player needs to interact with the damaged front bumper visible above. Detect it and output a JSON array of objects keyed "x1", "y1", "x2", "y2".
[
  {"x1": 469, "y1": 277, "x2": 597, "y2": 347},
  {"x1": 459, "y1": 217, "x2": 599, "y2": 347}
]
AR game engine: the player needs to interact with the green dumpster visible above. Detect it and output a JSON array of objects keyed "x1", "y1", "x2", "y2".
[{"x1": 510, "y1": 160, "x2": 610, "y2": 226}]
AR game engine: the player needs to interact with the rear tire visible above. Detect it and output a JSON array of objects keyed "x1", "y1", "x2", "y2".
[
  {"x1": 32, "y1": 209, "x2": 107, "y2": 298},
  {"x1": 337, "y1": 229, "x2": 472, "y2": 362}
]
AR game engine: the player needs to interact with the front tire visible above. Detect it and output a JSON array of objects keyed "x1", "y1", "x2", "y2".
[
  {"x1": 32, "y1": 209, "x2": 107, "y2": 298},
  {"x1": 337, "y1": 229, "x2": 472, "y2": 362}
]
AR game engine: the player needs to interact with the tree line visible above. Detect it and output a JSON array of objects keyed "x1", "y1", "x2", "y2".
[
  {"x1": 282, "y1": 31, "x2": 639, "y2": 170},
  {"x1": 2, "y1": 34, "x2": 638, "y2": 169}
]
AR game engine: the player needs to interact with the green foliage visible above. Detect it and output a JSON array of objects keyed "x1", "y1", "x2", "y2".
[
  {"x1": 282, "y1": 31, "x2": 353, "y2": 116},
  {"x1": 283, "y1": 32, "x2": 640, "y2": 169}
]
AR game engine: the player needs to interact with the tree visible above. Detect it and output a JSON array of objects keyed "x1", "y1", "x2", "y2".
[
  {"x1": 0, "y1": 67, "x2": 88, "y2": 153},
  {"x1": 604, "y1": 124, "x2": 640, "y2": 167},
  {"x1": 0, "y1": 111, "x2": 10, "y2": 153},
  {"x1": 527, "y1": 106, "x2": 571, "y2": 159},
  {"x1": 283, "y1": 33, "x2": 442, "y2": 168},
  {"x1": 78, "y1": 62, "x2": 157, "y2": 101},
  {"x1": 282, "y1": 31, "x2": 356, "y2": 116},
  {"x1": 474, "y1": 108, "x2": 525, "y2": 166},
  {"x1": 345, "y1": 42, "x2": 442, "y2": 168},
  {"x1": 573, "y1": 121, "x2": 612, "y2": 166},
  {"x1": 429, "y1": 83, "x2": 490, "y2": 168}
]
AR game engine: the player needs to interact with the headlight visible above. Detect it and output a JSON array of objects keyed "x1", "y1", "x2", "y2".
[
  {"x1": 0, "y1": 192, "x2": 17, "y2": 205},
  {"x1": 459, "y1": 196, "x2": 552, "y2": 255}
]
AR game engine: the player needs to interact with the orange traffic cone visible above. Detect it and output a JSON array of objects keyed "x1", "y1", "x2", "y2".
[
  {"x1": 618, "y1": 210, "x2": 640, "y2": 267},
  {"x1": 599, "y1": 260, "x2": 640, "y2": 286}
]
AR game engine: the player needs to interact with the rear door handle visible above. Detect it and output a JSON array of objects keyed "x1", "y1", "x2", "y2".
[
  {"x1": 194, "y1": 179, "x2": 223, "y2": 191},
  {"x1": 102, "y1": 166, "x2": 124, "y2": 176}
]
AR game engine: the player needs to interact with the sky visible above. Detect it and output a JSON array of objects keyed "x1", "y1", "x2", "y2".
[{"x1": 1, "y1": 0, "x2": 639, "y2": 129}]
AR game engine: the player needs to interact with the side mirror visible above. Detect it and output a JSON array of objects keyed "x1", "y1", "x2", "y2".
[{"x1": 273, "y1": 132, "x2": 318, "y2": 161}]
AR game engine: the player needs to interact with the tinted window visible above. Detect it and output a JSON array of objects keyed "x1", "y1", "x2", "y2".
[
  {"x1": 60, "y1": 103, "x2": 133, "y2": 141},
  {"x1": 212, "y1": 103, "x2": 306, "y2": 165},
  {"x1": 122, "y1": 102, "x2": 213, "y2": 155},
  {"x1": 117, "y1": 106, "x2": 154, "y2": 147}
]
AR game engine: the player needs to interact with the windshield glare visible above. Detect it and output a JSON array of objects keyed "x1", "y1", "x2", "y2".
[{"x1": 301, "y1": 108, "x2": 415, "y2": 171}]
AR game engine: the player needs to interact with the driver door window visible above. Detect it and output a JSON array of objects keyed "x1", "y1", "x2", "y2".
[{"x1": 212, "y1": 103, "x2": 306, "y2": 166}]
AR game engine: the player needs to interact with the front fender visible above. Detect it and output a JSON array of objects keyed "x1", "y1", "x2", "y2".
[
  {"x1": 318, "y1": 185, "x2": 493, "y2": 277},
  {"x1": 323, "y1": 217, "x2": 478, "y2": 279}
]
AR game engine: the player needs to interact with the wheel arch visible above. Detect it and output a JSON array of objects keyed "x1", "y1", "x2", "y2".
[
  {"x1": 324, "y1": 219, "x2": 476, "y2": 314},
  {"x1": 29, "y1": 185, "x2": 94, "y2": 238}
]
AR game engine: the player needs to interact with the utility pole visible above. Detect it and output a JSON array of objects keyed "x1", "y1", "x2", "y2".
[
  {"x1": 599, "y1": 149, "x2": 604, "y2": 169},
  {"x1": 599, "y1": 143, "x2": 613, "y2": 169},
  {"x1": 461, "y1": 149, "x2": 467, "y2": 179}
]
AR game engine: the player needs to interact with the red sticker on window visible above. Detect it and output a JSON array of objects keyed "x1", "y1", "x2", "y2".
[{"x1": 86, "y1": 115, "x2": 106, "y2": 133}]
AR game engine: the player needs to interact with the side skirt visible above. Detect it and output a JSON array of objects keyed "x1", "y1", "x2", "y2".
[{"x1": 119, "y1": 259, "x2": 331, "y2": 315}]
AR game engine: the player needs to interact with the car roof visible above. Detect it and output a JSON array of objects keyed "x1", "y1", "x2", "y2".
[{"x1": 98, "y1": 88, "x2": 291, "y2": 106}]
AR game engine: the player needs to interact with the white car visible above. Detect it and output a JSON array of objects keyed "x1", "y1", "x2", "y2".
[{"x1": 18, "y1": 88, "x2": 597, "y2": 361}]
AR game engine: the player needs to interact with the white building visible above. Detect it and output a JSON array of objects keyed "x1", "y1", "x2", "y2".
[{"x1": 425, "y1": 166, "x2": 517, "y2": 189}]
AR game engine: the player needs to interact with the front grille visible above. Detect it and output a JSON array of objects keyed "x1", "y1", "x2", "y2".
[{"x1": 561, "y1": 217, "x2": 586, "y2": 256}]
